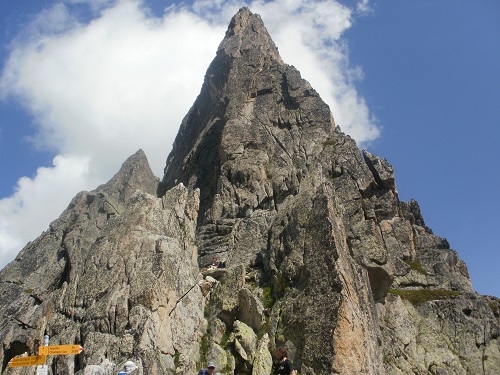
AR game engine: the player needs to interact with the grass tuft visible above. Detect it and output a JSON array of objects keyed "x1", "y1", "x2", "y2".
[
  {"x1": 390, "y1": 288, "x2": 460, "y2": 306},
  {"x1": 262, "y1": 286, "x2": 274, "y2": 309},
  {"x1": 488, "y1": 300, "x2": 499, "y2": 316},
  {"x1": 404, "y1": 258, "x2": 428, "y2": 275}
]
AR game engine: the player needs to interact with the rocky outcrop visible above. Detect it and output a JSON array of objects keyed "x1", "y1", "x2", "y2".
[
  {"x1": 1, "y1": 7, "x2": 498, "y2": 375},
  {"x1": 0, "y1": 151, "x2": 205, "y2": 374},
  {"x1": 379, "y1": 293, "x2": 500, "y2": 374},
  {"x1": 156, "y1": 7, "x2": 498, "y2": 374}
]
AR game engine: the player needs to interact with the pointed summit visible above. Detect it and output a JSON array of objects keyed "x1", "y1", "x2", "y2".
[
  {"x1": 217, "y1": 7, "x2": 283, "y2": 65},
  {"x1": 100, "y1": 149, "x2": 158, "y2": 204},
  {"x1": 159, "y1": 7, "x2": 337, "y2": 228},
  {"x1": 158, "y1": 8, "x2": 292, "y2": 205}
]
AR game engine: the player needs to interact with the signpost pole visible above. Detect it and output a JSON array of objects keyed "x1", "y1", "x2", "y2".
[{"x1": 36, "y1": 333, "x2": 49, "y2": 375}]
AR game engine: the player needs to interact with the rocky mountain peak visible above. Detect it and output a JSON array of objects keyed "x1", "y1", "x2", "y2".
[
  {"x1": 1, "y1": 8, "x2": 499, "y2": 375},
  {"x1": 159, "y1": 5, "x2": 336, "y2": 234},
  {"x1": 218, "y1": 7, "x2": 283, "y2": 65},
  {"x1": 99, "y1": 149, "x2": 159, "y2": 204}
]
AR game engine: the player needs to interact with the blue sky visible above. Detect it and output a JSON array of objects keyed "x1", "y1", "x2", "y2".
[{"x1": 0, "y1": 0, "x2": 498, "y2": 297}]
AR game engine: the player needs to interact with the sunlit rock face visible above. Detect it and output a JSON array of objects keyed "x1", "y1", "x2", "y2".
[
  {"x1": 0, "y1": 151, "x2": 204, "y2": 374},
  {"x1": 1, "y1": 8, "x2": 498, "y2": 375}
]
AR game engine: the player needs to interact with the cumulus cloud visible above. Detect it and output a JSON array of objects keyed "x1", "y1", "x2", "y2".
[
  {"x1": 0, "y1": 0, "x2": 377, "y2": 269},
  {"x1": 248, "y1": 0, "x2": 379, "y2": 141},
  {"x1": 2, "y1": 0, "x2": 225, "y2": 176},
  {"x1": 0, "y1": 155, "x2": 89, "y2": 261}
]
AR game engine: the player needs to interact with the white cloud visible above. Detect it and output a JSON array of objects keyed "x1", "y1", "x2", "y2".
[
  {"x1": 248, "y1": 0, "x2": 379, "y2": 141},
  {"x1": 2, "y1": 1, "x2": 225, "y2": 176},
  {"x1": 0, "y1": 155, "x2": 90, "y2": 262},
  {"x1": 0, "y1": 0, "x2": 377, "y2": 269},
  {"x1": 187, "y1": 0, "x2": 379, "y2": 140}
]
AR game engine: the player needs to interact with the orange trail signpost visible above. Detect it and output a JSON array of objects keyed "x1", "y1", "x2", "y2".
[
  {"x1": 8, "y1": 355, "x2": 46, "y2": 367},
  {"x1": 8, "y1": 344, "x2": 83, "y2": 368},
  {"x1": 38, "y1": 344, "x2": 84, "y2": 356}
]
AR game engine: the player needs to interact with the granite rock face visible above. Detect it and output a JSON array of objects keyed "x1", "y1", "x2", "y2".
[
  {"x1": 0, "y1": 151, "x2": 204, "y2": 374},
  {"x1": 1, "y1": 8, "x2": 499, "y2": 375}
]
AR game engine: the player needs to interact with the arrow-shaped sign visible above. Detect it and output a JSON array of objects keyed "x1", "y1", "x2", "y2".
[
  {"x1": 8, "y1": 344, "x2": 83, "y2": 367},
  {"x1": 8, "y1": 355, "x2": 46, "y2": 367},
  {"x1": 38, "y1": 345, "x2": 84, "y2": 356}
]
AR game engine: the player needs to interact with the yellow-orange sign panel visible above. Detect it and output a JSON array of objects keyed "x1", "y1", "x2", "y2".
[
  {"x1": 38, "y1": 345, "x2": 84, "y2": 356},
  {"x1": 8, "y1": 355, "x2": 46, "y2": 367}
]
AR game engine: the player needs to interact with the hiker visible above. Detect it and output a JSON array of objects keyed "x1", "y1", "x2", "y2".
[
  {"x1": 210, "y1": 256, "x2": 220, "y2": 269},
  {"x1": 274, "y1": 347, "x2": 296, "y2": 375},
  {"x1": 198, "y1": 360, "x2": 218, "y2": 375}
]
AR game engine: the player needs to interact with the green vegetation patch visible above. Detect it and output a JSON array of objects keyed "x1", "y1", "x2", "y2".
[
  {"x1": 275, "y1": 273, "x2": 290, "y2": 292},
  {"x1": 390, "y1": 288, "x2": 460, "y2": 306},
  {"x1": 257, "y1": 316, "x2": 271, "y2": 340},
  {"x1": 199, "y1": 332, "x2": 209, "y2": 365},
  {"x1": 262, "y1": 286, "x2": 274, "y2": 309},
  {"x1": 174, "y1": 349, "x2": 180, "y2": 368},
  {"x1": 220, "y1": 328, "x2": 233, "y2": 348},
  {"x1": 404, "y1": 258, "x2": 428, "y2": 275},
  {"x1": 488, "y1": 300, "x2": 499, "y2": 316}
]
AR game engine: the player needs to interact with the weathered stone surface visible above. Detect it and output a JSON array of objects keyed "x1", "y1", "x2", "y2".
[
  {"x1": 238, "y1": 287, "x2": 266, "y2": 331},
  {"x1": 363, "y1": 149, "x2": 396, "y2": 191},
  {"x1": 252, "y1": 334, "x2": 272, "y2": 375},
  {"x1": 0, "y1": 152, "x2": 204, "y2": 375},
  {"x1": 206, "y1": 342, "x2": 228, "y2": 372},
  {"x1": 211, "y1": 265, "x2": 245, "y2": 327},
  {"x1": 232, "y1": 320, "x2": 258, "y2": 362},
  {"x1": 1, "y1": 7, "x2": 498, "y2": 375},
  {"x1": 379, "y1": 293, "x2": 500, "y2": 375}
]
